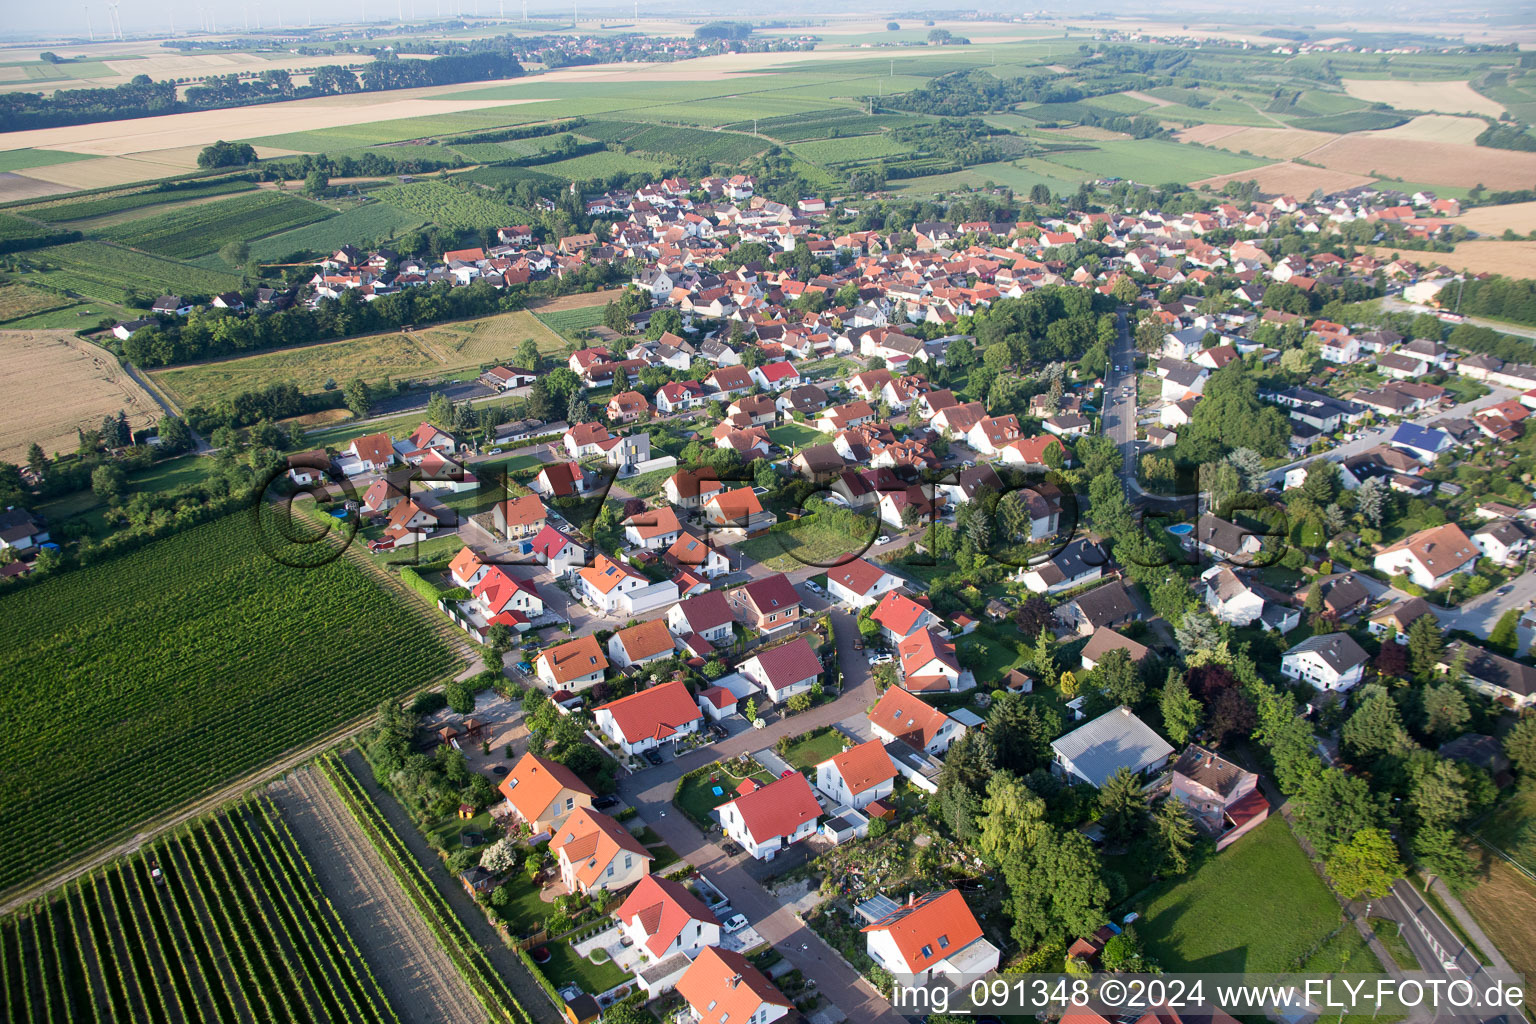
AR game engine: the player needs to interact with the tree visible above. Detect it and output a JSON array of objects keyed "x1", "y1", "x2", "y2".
[
  {"x1": 1160, "y1": 672, "x2": 1202, "y2": 745},
  {"x1": 1032, "y1": 627, "x2": 1057, "y2": 690},
  {"x1": 480, "y1": 836, "x2": 518, "y2": 874},
  {"x1": 1421, "y1": 684, "x2": 1470, "y2": 739},
  {"x1": 567, "y1": 389, "x2": 590, "y2": 425},
  {"x1": 1489, "y1": 608, "x2": 1521, "y2": 657},
  {"x1": 343, "y1": 377, "x2": 372, "y2": 417},
  {"x1": 1506, "y1": 717, "x2": 1536, "y2": 775},
  {"x1": 515, "y1": 338, "x2": 543, "y2": 373},
  {"x1": 1411, "y1": 826, "x2": 1472, "y2": 888},
  {"x1": 1015, "y1": 594, "x2": 1055, "y2": 636},
  {"x1": 1355, "y1": 477, "x2": 1386, "y2": 528},
  {"x1": 25, "y1": 443, "x2": 47, "y2": 477},
  {"x1": 1407, "y1": 614, "x2": 1444, "y2": 680},
  {"x1": 219, "y1": 239, "x2": 250, "y2": 270},
  {"x1": 1091, "y1": 648, "x2": 1144, "y2": 708},
  {"x1": 445, "y1": 680, "x2": 476, "y2": 715},
  {"x1": 1110, "y1": 275, "x2": 1139, "y2": 304},
  {"x1": 1152, "y1": 797, "x2": 1197, "y2": 875},
  {"x1": 304, "y1": 169, "x2": 329, "y2": 197},
  {"x1": 935, "y1": 731, "x2": 996, "y2": 841},
  {"x1": 1341, "y1": 687, "x2": 1411, "y2": 762},
  {"x1": 1325, "y1": 827, "x2": 1403, "y2": 901},
  {"x1": 742, "y1": 697, "x2": 757, "y2": 723},
  {"x1": 1098, "y1": 767, "x2": 1147, "y2": 845},
  {"x1": 1134, "y1": 312, "x2": 1166, "y2": 354},
  {"x1": 988, "y1": 693, "x2": 1061, "y2": 776},
  {"x1": 91, "y1": 462, "x2": 126, "y2": 501},
  {"x1": 1409, "y1": 757, "x2": 1471, "y2": 830},
  {"x1": 1292, "y1": 767, "x2": 1383, "y2": 856},
  {"x1": 1208, "y1": 687, "x2": 1256, "y2": 746}
]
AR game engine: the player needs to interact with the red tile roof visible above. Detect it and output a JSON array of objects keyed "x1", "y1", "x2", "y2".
[
  {"x1": 725, "y1": 771, "x2": 820, "y2": 845},
  {"x1": 538, "y1": 635, "x2": 608, "y2": 685},
  {"x1": 676, "y1": 947, "x2": 790, "y2": 1024},
  {"x1": 612, "y1": 619, "x2": 675, "y2": 662},
  {"x1": 859, "y1": 889, "x2": 985, "y2": 973},
  {"x1": 615, "y1": 874, "x2": 719, "y2": 957},
  {"x1": 746, "y1": 635, "x2": 822, "y2": 691},
  {"x1": 498, "y1": 752, "x2": 594, "y2": 823},
  {"x1": 823, "y1": 739, "x2": 897, "y2": 796},
  {"x1": 595, "y1": 680, "x2": 703, "y2": 745},
  {"x1": 738, "y1": 573, "x2": 799, "y2": 616},
  {"x1": 871, "y1": 591, "x2": 929, "y2": 636},
  {"x1": 550, "y1": 807, "x2": 652, "y2": 889},
  {"x1": 825, "y1": 557, "x2": 891, "y2": 597},
  {"x1": 868, "y1": 687, "x2": 953, "y2": 749}
]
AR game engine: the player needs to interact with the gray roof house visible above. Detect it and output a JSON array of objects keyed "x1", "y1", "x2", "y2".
[{"x1": 1050, "y1": 706, "x2": 1174, "y2": 787}]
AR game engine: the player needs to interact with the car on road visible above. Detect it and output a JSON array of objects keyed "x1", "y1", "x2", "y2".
[
  {"x1": 1498, "y1": 584, "x2": 1515, "y2": 595},
  {"x1": 722, "y1": 913, "x2": 749, "y2": 933},
  {"x1": 643, "y1": 748, "x2": 665, "y2": 766},
  {"x1": 877, "y1": 535, "x2": 892, "y2": 545},
  {"x1": 486, "y1": 447, "x2": 503, "y2": 455}
]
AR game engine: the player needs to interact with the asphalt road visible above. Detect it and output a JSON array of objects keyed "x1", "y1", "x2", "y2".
[
  {"x1": 1430, "y1": 568, "x2": 1536, "y2": 656},
  {"x1": 615, "y1": 609, "x2": 907, "y2": 1024},
  {"x1": 1381, "y1": 296, "x2": 1536, "y2": 343},
  {"x1": 1105, "y1": 308, "x2": 1139, "y2": 494}
]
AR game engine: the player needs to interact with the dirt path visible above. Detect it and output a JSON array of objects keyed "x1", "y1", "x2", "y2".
[{"x1": 269, "y1": 765, "x2": 485, "y2": 1024}]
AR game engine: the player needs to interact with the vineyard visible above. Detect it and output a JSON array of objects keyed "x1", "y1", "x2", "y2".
[
  {"x1": 0, "y1": 511, "x2": 463, "y2": 891},
  {"x1": 318, "y1": 752, "x2": 537, "y2": 1024},
  {"x1": 531, "y1": 303, "x2": 607, "y2": 339},
  {"x1": 249, "y1": 202, "x2": 428, "y2": 262},
  {"x1": 572, "y1": 121, "x2": 770, "y2": 164},
  {"x1": 722, "y1": 107, "x2": 928, "y2": 143},
  {"x1": 23, "y1": 242, "x2": 241, "y2": 305},
  {"x1": 19, "y1": 180, "x2": 260, "y2": 223},
  {"x1": 371, "y1": 181, "x2": 526, "y2": 232},
  {"x1": 0, "y1": 796, "x2": 401, "y2": 1024},
  {"x1": 100, "y1": 193, "x2": 334, "y2": 259}
]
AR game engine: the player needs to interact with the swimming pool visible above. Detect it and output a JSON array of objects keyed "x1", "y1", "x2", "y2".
[{"x1": 1167, "y1": 523, "x2": 1194, "y2": 536}]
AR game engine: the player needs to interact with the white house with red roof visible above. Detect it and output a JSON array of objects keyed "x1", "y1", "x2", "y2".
[
  {"x1": 533, "y1": 462, "x2": 595, "y2": 499},
  {"x1": 579, "y1": 553, "x2": 680, "y2": 615},
  {"x1": 676, "y1": 948, "x2": 791, "y2": 1024},
  {"x1": 401, "y1": 421, "x2": 461, "y2": 458},
  {"x1": 861, "y1": 889, "x2": 1000, "y2": 981},
  {"x1": 737, "y1": 635, "x2": 822, "y2": 703},
  {"x1": 449, "y1": 546, "x2": 490, "y2": 589},
  {"x1": 870, "y1": 591, "x2": 935, "y2": 644},
  {"x1": 656, "y1": 380, "x2": 710, "y2": 414},
  {"x1": 750, "y1": 361, "x2": 801, "y2": 391},
  {"x1": 594, "y1": 680, "x2": 704, "y2": 756},
  {"x1": 615, "y1": 873, "x2": 721, "y2": 967},
  {"x1": 718, "y1": 771, "x2": 821, "y2": 860},
  {"x1": 898, "y1": 628, "x2": 970, "y2": 693},
  {"x1": 469, "y1": 567, "x2": 543, "y2": 634},
  {"x1": 868, "y1": 687, "x2": 968, "y2": 755},
  {"x1": 663, "y1": 531, "x2": 731, "y2": 579},
  {"x1": 497, "y1": 752, "x2": 594, "y2": 833},
  {"x1": 728, "y1": 573, "x2": 801, "y2": 633},
  {"x1": 529, "y1": 524, "x2": 587, "y2": 577},
  {"x1": 550, "y1": 807, "x2": 652, "y2": 896},
  {"x1": 815, "y1": 739, "x2": 897, "y2": 811},
  {"x1": 342, "y1": 432, "x2": 396, "y2": 475},
  {"x1": 667, "y1": 590, "x2": 735, "y2": 645},
  {"x1": 565, "y1": 422, "x2": 621, "y2": 459},
  {"x1": 623, "y1": 505, "x2": 684, "y2": 551},
  {"x1": 824, "y1": 557, "x2": 904, "y2": 609}
]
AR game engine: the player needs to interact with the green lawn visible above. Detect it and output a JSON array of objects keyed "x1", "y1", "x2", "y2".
[
  {"x1": 674, "y1": 765, "x2": 774, "y2": 829},
  {"x1": 1371, "y1": 917, "x2": 1416, "y2": 971},
  {"x1": 767, "y1": 423, "x2": 830, "y2": 449},
  {"x1": 735, "y1": 515, "x2": 876, "y2": 572},
  {"x1": 613, "y1": 465, "x2": 675, "y2": 501},
  {"x1": 492, "y1": 873, "x2": 555, "y2": 935},
  {"x1": 779, "y1": 729, "x2": 846, "y2": 770},
  {"x1": 1138, "y1": 816, "x2": 1380, "y2": 973},
  {"x1": 537, "y1": 939, "x2": 631, "y2": 996},
  {"x1": 955, "y1": 623, "x2": 1031, "y2": 681}
]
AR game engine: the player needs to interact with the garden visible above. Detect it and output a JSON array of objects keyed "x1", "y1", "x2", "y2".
[{"x1": 674, "y1": 758, "x2": 775, "y2": 832}]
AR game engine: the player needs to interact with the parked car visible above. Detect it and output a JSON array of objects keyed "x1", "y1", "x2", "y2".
[
  {"x1": 593, "y1": 794, "x2": 621, "y2": 810},
  {"x1": 722, "y1": 913, "x2": 749, "y2": 933},
  {"x1": 643, "y1": 748, "x2": 665, "y2": 766},
  {"x1": 515, "y1": 660, "x2": 534, "y2": 675},
  {"x1": 877, "y1": 535, "x2": 892, "y2": 545}
]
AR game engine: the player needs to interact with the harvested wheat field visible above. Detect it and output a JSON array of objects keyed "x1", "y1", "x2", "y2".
[
  {"x1": 0, "y1": 331, "x2": 159, "y2": 463},
  {"x1": 1304, "y1": 135, "x2": 1536, "y2": 190},
  {"x1": 1342, "y1": 78, "x2": 1507, "y2": 118},
  {"x1": 0, "y1": 172, "x2": 71, "y2": 203},
  {"x1": 1380, "y1": 114, "x2": 1489, "y2": 145},
  {"x1": 525, "y1": 287, "x2": 626, "y2": 312},
  {"x1": 1457, "y1": 202, "x2": 1536, "y2": 236},
  {"x1": 1176, "y1": 124, "x2": 1334, "y2": 161},
  {"x1": 1197, "y1": 161, "x2": 1376, "y2": 196},
  {"x1": 1394, "y1": 240, "x2": 1536, "y2": 277},
  {"x1": 1461, "y1": 851, "x2": 1536, "y2": 1002}
]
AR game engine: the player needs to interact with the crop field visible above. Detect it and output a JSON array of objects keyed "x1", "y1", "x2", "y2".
[
  {"x1": 1476, "y1": 69, "x2": 1536, "y2": 124},
  {"x1": 250, "y1": 201, "x2": 429, "y2": 262},
  {"x1": 100, "y1": 191, "x2": 333, "y2": 259},
  {"x1": 1342, "y1": 77, "x2": 1507, "y2": 117},
  {"x1": 1379, "y1": 114, "x2": 1488, "y2": 144},
  {"x1": 0, "y1": 282, "x2": 69, "y2": 322},
  {"x1": 573, "y1": 121, "x2": 770, "y2": 163},
  {"x1": 153, "y1": 309, "x2": 567, "y2": 407},
  {"x1": 23, "y1": 241, "x2": 240, "y2": 305},
  {"x1": 1456, "y1": 201, "x2": 1536, "y2": 236},
  {"x1": 371, "y1": 180, "x2": 522, "y2": 232},
  {"x1": 533, "y1": 303, "x2": 608, "y2": 339},
  {"x1": 0, "y1": 211, "x2": 59, "y2": 246},
  {"x1": 0, "y1": 797, "x2": 401, "y2": 1024},
  {"x1": 18, "y1": 179, "x2": 259, "y2": 222},
  {"x1": 722, "y1": 107, "x2": 927, "y2": 142},
  {"x1": 1174, "y1": 124, "x2": 1335, "y2": 161},
  {"x1": 790, "y1": 135, "x2": 917, "y2": 166},
  {"x1": 457, "y1": 163, "x2": 564, "y2": 189},
  {"x1": 0, "y1": 511, "x2": 463, "y2": 890},
  {"x1": 0, "y1": 330, "x2": 160, "y2": 463},
  {"x1": 0, "y1": 149, "x2": 94, "y2": 174},
  {"x1": 1041, "y1": 138, "x2": 1268, "y2": 184},
  {"x1": 894, "y1": 159, "x2": 1082, "y2": 199},
  {"x1": 1197, "y1": 161, "x2": 1377, "y2": 196},
  {"x1": 1303, "y1": 134, "x2": 1536, "y2": 190},
  {"x1": 533, "y1": 151, "x2": 664, "y2": 181}
]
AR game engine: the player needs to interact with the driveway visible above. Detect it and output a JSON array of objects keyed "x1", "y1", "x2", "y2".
[{"x1": 615, "y1": 611, "x2": 899, "y2": 1024}]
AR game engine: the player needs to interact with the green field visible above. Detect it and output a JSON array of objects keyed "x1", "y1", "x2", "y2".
[
  {"x1": 534, "y1": 151, "x2": 665, "y2": 181},
  {"x1": 790, "y1": 135, "x2": 917, "y2": 166},
  {"x1": 1041, "y1": 138, "x2": 1268, "y2": 184},
  {"x1": 723, "y1": 107, "x2": 928, "y2": 142},
  {"x1": 0, "y1": 148, "x2": 95, "y2": 174},
  {"x1": 736, "y1": 513, "x2": 874, "y2": 571},
  {"x1": 100, "y1": 191, "x2": 333, "y2": 258},
  {"x1": 249, "y1": 200, "x2": 428, "y2": 261},
  {"x1": 26, "y1": 241, "x2": 241, "y2": 304},
  {"x1": 573, "y1": 120, "x2": 771, "y2": 163},
  {"x1": 765, "y1": 422, "x2": 829, "y2": 449},
  {"x1": 1138, "y1": 816, "x2": 1380, "y2": 973},
  {"x1": 533, "y1": 304, "x2": 608, "y2": 339},
  {"x1": 20, "y1": 179, "x2": 260, "y2": 222},
  {"x1": 371, "y1": 180, "x2": 524, "y2": 231},
  {"x1": 0, "y1": 280, "x2": 70, "y2": 322},
  {"x1": 0, "y1": 510, "x2": 463, "y2": 891}
]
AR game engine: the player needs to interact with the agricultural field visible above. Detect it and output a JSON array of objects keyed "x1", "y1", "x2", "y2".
[
  {"x1": 371, "y1": 180, "x2": 524, "y2": 232},
  {"x1": 249, "y1": 201, "x2": 429, "y2": 262},
  {"x1": 1301, "y1": 133, "x2": 1536, "y2": 190},
  {"x1": 1039, "y1": 138, "x2": 1268, "y2": 185},
  {"x1": 100, "y1": 191, "x2": 333, "y2": 259},
  {"x1": 0, "y1": 511, "x2": 463, "y2": 890},
  {"x1": 0, "y1": 330, "x2": 159, "y2": 464},
  {"x1": 723, "y1": 107, "x2": 927, "y2": 143},
  {"x1": 1197, "y1": 162, "x2": 1378, "y2": 197},
  {"x1": 0, "y1": 281, "x2": 69, "y2": 323},
  {"x1": 1174, "y1": 124, "x2": 1335, "y2": 161},
  {"x1": 152, "y1": 309, "x2": 567, "y2": 408},
  {"x1": 0, "y1": 211, "x2": 66, "y2": 247},
  {"x1": 0, "y1": 798, "x2": 401, "y2": 1024},
  {"x1": 790, "y1": 135, "x2": 917, "y2": 166},
  {"x1": 532, "y1": 151, "x2": 665, "y2": 181},
  {"x1": 532, "y1": 303, "x2": 607, "y2": 340},
  {"x1": 1342, "y1": 78, "x2": 1507, "y2": 117},
  {"x1": 18, "y1": 178, "x2": 259, "y2": 222},
  {"x1": 0, "y1": 148, "x2": 94, "y2": 174},
  {"x1": 573, "y1": 121, "x2": 770, "y2": 164},
  {"x1": 1454, "y1": 201, "x2": 1536, "y2": 237},
  {"x1": 20, "y1": 241, "x2": 241, "y2": 305}
]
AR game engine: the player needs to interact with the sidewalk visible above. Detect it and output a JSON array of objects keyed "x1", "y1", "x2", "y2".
[{"x1": 1424, "y1": 874, "x2": 1514, "y2": 974}]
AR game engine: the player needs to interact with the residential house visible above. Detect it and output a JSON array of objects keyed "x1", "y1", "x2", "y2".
[
  {"x1": 1373, "y1": 523, "x2": 1478, "y2": 589},
  {"x1": 494, "y1": 494, "x2": 548, "y2": 540},
  {"x1": 497, "y1": 753, "x2": 594, "y2": 833},
  {"x1": 1079, "y1": 626, "x2": 1151, "y2": 671},
  {"x1": 668, "y1": 590, "x2": 735, "y2": 644},
  {"x1": 718, "y1": 772, "x2": 821, "y2": 860},
  {"x1": 737, "y1": 635, "x2": 822, "y2": 703},
  {"x1": 530, "y1": 523, "x2": 588, "y2": 577},
  {"x1": 729, "y1": 573, "x2": 801, "y2": 634},
  {"x1": 1168, "y1": 745, "x2": 1269, "y2": 850},
  {"x1": 867, "y1": 687, "x2": 968, "y2": 755},
  {"x1": 344, "y1": 432, "x2": 396, "y2": 474},
  {"x1": 624, "y1": 505, "x2": 684, "y2": 551},
  {"x1": 664, "y1": 531, "x2": 732, "y2": 579},
  {"x1": 825, "y1": 557, "x2": 904, "y2": 609},
  {"x1": 1281, "y1": 632, "x2": 1369, "y2": 692},
  {"x1": 550, "y1": 808, "x2": 653, "y2": 896},
  {"x1": 1018, "y1": 539, "x2": 1109, "y2": 594},
  {"x1": 1367, "y1": 597, "x2": 1436, "y2": 643},
  {"x1": 537, "y1": 634, "x2": 609, "y2": 691},
  {"x1": 616, "y1": 874, "x2": 721, "y2": 966},
  {"x1": 1050, "y1": 706, "x2": 1174, "y2": 787},
  {"x1": 704, "y1": 487, "x2": 775, "y2": 536},
  {"x1": 665, "y1": 468, "x2": 726, "y2": 510},
  {"x1": 1443, "y1": 642, "x2": 1536, "y2": 709},
  {"x1": 579, "y1": 554, "x2": 679, "y2": 615},
  {"x1": 815, "y1": 739, "x2": 898, "y2": 811},
  {"x1": 1056, "y1": 580, "x2": 1137, "y2": 635},
  {"x1": 675, "y1": 948, "x2": 791, "y2": 1024},
  {"x1": 869, "y1": 590, "x2": 936, "y2": 644},
  {"x1": 607, "y1": 619, "x2": 677, "y2": 670},
  {"x1": 898, "y1": 627, "x2": 968, "y2": 694},
  {"x1": 1472, "y1": 519, "x2": 1534, "y2": 566},
  {"x1": 861, "y1": 889, "x2": 1000, "y2": 982},
  {"x1": 594, "y1": 680, "x2": 704, "y2": 755},
  {"x1": 0, "y1": 508, "x2": 49, "y2": 553},
  {"x1": 751, "y1": 361, "x2": 801, "y2": 391},
  {"x1": 534, "y1": 462, "x2": 595, "y2": 499}
]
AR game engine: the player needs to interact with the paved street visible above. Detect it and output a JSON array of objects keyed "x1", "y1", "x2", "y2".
[
  {"x1": 1106, "y1": 307, "x2": 1139, "y2": 495},
  {"x1": 1430, "y1": 569, "x2": 1536, "y2": 656},
  {"x1": 1381, "y1": 295, "x2": 1536, "y2": 343},
  {"x1": 615, "y1": 609, "x2": 907, "y2": 1024}
]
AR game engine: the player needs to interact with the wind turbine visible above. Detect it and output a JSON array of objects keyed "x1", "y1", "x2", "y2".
[
  {"x1": 83, "y1": 4, "x2": 94, "y2": 41},
  {"x1": 107, "y1": 1, "x2": 122, "y2": 40}
]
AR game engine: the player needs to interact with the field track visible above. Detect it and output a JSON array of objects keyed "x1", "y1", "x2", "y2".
[{"x1": 271, "y1": 766, "x2": 483, "y2": 1024}]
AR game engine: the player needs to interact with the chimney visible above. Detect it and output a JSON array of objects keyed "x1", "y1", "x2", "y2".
[
  {"x1": 907, "y1": 891, "x2": 916, "y2": 906},
  {"x1": 728, "y1": 974, "x2": 742, "y2": 989}
]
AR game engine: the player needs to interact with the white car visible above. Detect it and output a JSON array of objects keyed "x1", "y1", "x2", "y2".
[
  {"x1": 877, "y1": 535, "x2": 892, "y2": 545},
  {"x1": 723, "y1": 914, "x2": 749, "y2": 934}
]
